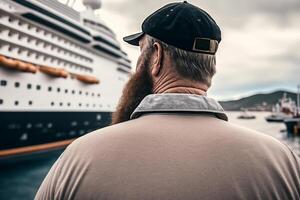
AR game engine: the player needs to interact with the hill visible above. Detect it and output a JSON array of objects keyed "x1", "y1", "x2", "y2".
[{"x1": 219, "y1": 90, "x2": 297, "y2": 111}]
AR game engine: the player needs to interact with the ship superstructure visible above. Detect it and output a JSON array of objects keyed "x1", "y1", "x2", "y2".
[
  {"x1": 0, "y1": 0, "x2": 131, "y2": 155},
  {"x1": 265, "y1": 93, "x2": 296, "y2": 122}
]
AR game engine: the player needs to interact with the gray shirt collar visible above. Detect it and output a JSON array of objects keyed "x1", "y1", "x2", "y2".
[{"x1": 130, "y1": 93, "x2": 228, "y2": 121}]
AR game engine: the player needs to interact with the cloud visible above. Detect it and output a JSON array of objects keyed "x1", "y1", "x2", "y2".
[
  {"x1": 71, "y1": 0, "x2": 300, "y2": 100},
  {"x1": 105, "y1": 0, "x2": 300, "y2": 28}
]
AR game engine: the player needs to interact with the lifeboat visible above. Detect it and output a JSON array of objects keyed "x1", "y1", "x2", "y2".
[
  {"x1": 0, "y1": 55, "x2": 37, "y2": 73},
  {"x1": 16, "y1": 61, "x2": 37, "y2": 73},
  {"x1": 26, "y1": 63, "x2": 38, "y2": 73},
  {"x1": 39, "y1": 66, "x2": 68, "y2": 78},
  {"x1": 76, "y1": 74, "x2": 99, "y2": 84}
]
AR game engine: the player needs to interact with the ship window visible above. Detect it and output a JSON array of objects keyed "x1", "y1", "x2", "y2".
[
  {"x1": 47, "y1": 123, "x2": 53, "y2": 128},
  {"x1": 28, "y1": 101, "x2": 33, "y2": 105},
  {"x1": 26, "y1": 123, "x2": 32, "y2": 129},
  {"x1": 17, "y1": 34, "x2": 23, "y2": 40},
  {"x1": 27, "y1": 83, "x2": 32, "y2": 89},
  {"x1": 86, "y1": 103, "x2": 89, "y2": 107},
  {"x1": 15, "y1": 101, "x2": 19, "y2": 106},
  {"x1": 97, "y1": 93, "x2": 101, "y2": 97},
  {"x1": 59, "y1": 102, "x2": 63, "y2": 106},
  {"x1": 67, "y1": 103, "x2": 71, "y2": 107},
  {"x1": 85, "y1": 92, "x2": 89, "y2": 96},
  {"x1": 0, "y1": 99, "x2": 3, "y2": 104},
  {"x1": 92, "y1": 93, "x2": 95, "y2": 97},
  {"x1": 36, "y1": 85, "x2": 41, "y2": 90},
  {"x1": 57, "y1": 88, "x2": 61, "y2": 92},
  {"x1": 72, "y1": 90, "x2": 75, "y2": 94},
  {"x1": 79, "y1": 91, "x2": 82, "y2": 95},
  {"x1": 65, "y1": 89, "x2": 68, "y2": 93},
  {"x1": 51, "y1": 102, "x2": 54, "y2": 106},
  {"x1": 93, "y1": 104, "x2": 96, "y2": 108},
  {"x1": 79, "y1": 103, "x2": 82, "y2": 107},
  {"x1": 48, "y1": 86, "x2": 52, "y2": 92},
  {"x1": 0, "y1": 80, "x2": 7, "y2": 86}
]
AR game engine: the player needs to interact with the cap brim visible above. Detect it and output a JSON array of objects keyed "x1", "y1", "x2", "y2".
[{"x1": 123, "y1": 32, "x2": 144, "y2": 46}]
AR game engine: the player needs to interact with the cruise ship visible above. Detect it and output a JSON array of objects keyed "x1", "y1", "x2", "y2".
[{"x1": 0, "y1": 0, "x2": 131, "y2": 158}]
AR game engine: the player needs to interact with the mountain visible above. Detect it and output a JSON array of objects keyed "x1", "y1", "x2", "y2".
[{"x1": 219, "y1": 90, "x2": 298, "y2": 111}]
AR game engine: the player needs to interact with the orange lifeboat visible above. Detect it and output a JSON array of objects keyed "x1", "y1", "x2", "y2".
[
  {"x1": 0, "y1": 55, "x2": 17, "y2": 69},
  {"x1": 39, "y1": 66, "x2": 68, "y2": 78},
  {"x1": 0, "y1": 55, "x2": 37, "y2": 73},
  {"x1": 26, "y1": 63, "x2": 38, "y2": 73},
  {"x1": 76, "y1": 74, "x2": 99, "y2": 84},
  {"x1": 16, "y1": 61, "x2": 37, "y2": 73}
]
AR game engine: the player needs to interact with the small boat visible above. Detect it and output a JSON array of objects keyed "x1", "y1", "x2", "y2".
[
  {"x1": 76, "y1": 74, "x2": 100, "y2": 84},
  {"x1": 39, "y1": 66, "x2": 69, "y2": 78},
  {"x1": 265, "y1": 113, "x2": 291, "y2": 122},
  {"x1": 0, "y1": 55, "x2": 37, "y2": 73},
  {"x1": 238, "y1": 110, "x2": 256, "y2": 119}
]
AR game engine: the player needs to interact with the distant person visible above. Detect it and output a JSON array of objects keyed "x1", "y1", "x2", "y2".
[{"x1": 35, "y1": 1, "x2": 300, "y2": 199}]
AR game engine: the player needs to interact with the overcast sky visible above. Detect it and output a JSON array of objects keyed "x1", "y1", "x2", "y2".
[{"x1": 66, "y1": 0, "x2": 300, "y2": 100}]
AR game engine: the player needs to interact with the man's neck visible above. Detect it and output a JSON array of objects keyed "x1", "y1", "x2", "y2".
[{"x1": 152, "y1": 75, "x2": 208, "y2": 96}]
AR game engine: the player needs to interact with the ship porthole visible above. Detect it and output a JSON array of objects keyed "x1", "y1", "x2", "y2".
[{"x1": 47, "y1": 123, "x2": 53, "y2": 128}]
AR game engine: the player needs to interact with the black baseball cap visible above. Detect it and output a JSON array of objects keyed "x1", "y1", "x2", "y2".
[{"x1": 123, "y1": 1, "x2": 221, "y2": 55}]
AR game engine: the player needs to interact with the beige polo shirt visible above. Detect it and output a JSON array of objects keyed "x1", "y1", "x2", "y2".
[{"x1": 35, "y1": 94, "x2": 300, "y2": 200}]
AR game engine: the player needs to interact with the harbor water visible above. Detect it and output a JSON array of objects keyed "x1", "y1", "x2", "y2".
[{"x1": 0, "y1": 111, "x2": 299, "y2": 200}]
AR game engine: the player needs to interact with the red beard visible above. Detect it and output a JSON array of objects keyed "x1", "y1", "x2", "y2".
[{"x1": 111, "y1": 58, "x2": 153, "y2": 125}]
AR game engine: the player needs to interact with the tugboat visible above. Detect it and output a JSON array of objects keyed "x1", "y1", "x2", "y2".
[
  {"x1": 0, "y1": 0, "x2": 131, "y2": 158},
  {"x1": 284, "y1": 118, "x2": 300, "y2": 135},
  {"x1": 284, "y1": 85, "x2": 300, "y2": 135},
  {"x1": 265, "y1": 93, "x2": 296, "y2": 122}
]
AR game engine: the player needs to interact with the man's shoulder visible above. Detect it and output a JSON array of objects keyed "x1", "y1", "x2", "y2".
[
  {"x1": 225, "y1": 121, "x2": 297, "y2": 157},
  {"x1": 66, "y1": 119, "x2": 141, "y2": 155}
]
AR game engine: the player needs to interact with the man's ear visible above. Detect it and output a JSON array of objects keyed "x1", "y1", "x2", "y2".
[{"x1": 151, "y1": 42, "x2": 163, "y2": 77}]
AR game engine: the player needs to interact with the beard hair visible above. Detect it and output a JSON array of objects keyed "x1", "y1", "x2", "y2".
[{"x1": 111, "y1": 55, "x2": 153, "y2": 125}]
